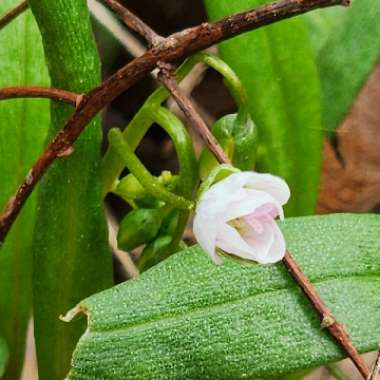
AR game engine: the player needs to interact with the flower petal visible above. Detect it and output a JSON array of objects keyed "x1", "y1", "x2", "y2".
[
  {"x1": 221, "y1": 189, "x2": 283, "y2": 223},
  {"x1": 260, "y1": 222, "x2": 286, "y2": 263},
  {"x1": 236, "y1": 172, "x2": 291, "y2": 205},
  {"x1": 193, "y1": 211, "x2": 219, "y2": 264},
  {"x1": 242, "y1": 221, "x2": 274, "y2": 257},
  {"x1": 216, "y1": 222, "x2": 276, "y2": 264},
  {"x1": 200, "y1": 176, "x2": 245, "y2": 203}
]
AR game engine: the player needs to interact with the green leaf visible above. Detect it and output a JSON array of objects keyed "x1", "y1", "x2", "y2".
[
  {"x1": 204, "y1": 0, "x2": 322, "y2": 216},
  {"x1": 66, "y1": 213, "x2": 380, "y2": 379},
  {"x1": 0, "y1": 334, "x2": 9, "y2": 378},
  {"x1": 28, "y1": 1, "x2": 113, "y2": 379},
  {"x1": 306, "y1": 0, "x2": 380, "y2": 131},
  {"x1": 0, "y1": 2, "x2": 50, "y2": 379}
]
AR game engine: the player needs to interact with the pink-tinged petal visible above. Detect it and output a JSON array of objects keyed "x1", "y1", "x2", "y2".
[
  {"x1": 243, "y1": 203, "x2": 280, "y2": 233},
  {"x1": 260, "y1": 222, "x2": 286, "y2": 264},
  {"x1": 242, "y1": 220, "x2": 274, "y2": 256},
  {"x1": 244, "y1": 215, "x2": 264, "y2": 233},
  {"x1": 216, "y1": 223, "x2": 263, "y2": 262},
  {"x1": 222, "y1": 189, "x2": 282, "y2": 223},
  {"x1": 216, "y1": 222, "x2": 275, "y2": 264}
]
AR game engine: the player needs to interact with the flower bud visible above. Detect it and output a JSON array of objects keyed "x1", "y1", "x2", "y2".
[
  {"x1": 117, "y1": 208, "x2": 163, "y2": 251},
  {"x1": 114, "y1": 174, "x2": 146, "y2": 201},
  {"x1": 199, "y1": 113, "x2": 257, "y2": 179}
]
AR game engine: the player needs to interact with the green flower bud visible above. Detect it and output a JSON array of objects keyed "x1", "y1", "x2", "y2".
[
  {"x1": 114, "y1": 173, "x2": 146, "y2": 201},
  {"x1": 135, "y1": 196, "x2": 163, "y2": 209},
  {"x1": 117, "y1": 208, "x2": 163, "y2": 251},
  {"x1": 199, "y1": 112, "x2": 258, "y2": 179}
]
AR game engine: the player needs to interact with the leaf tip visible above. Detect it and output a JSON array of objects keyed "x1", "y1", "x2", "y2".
[{"x1": 60, "y1": 304, "x2": 88, "y2": 323}]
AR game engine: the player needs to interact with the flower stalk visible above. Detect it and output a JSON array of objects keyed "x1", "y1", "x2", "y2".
[{"x1": 108, "y1": 128, "x2": 194, "y2": 211}]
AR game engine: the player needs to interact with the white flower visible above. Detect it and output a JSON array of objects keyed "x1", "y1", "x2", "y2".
[{"x1": 193, "y1": 171, "x2": 290, "y2": 265}]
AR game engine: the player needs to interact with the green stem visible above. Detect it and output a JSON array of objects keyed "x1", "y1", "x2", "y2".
[
  {"x1": 151, "y1": 106, "x2": 198, "y2": 250},
  {"x1": 102, "y1": 108, "x2": 153, "y2": 196},
  {"x1": 195, "y1": 52, "x2": 247, "y2": 109},
  {"x1": 195, "y1": 52, "x2": 249, "y2": 125},
  {"x1": 108, "y1": 129, "x2": 194, "y2": 211},
  {"x1": 151, "y1": 106, "x2": 198, "y2": 200}
]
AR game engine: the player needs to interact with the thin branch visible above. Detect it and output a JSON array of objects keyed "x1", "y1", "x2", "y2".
[
  {"x1": 101, "y1": 1, "x2": 368, "y2": 378},
  {"x1": 88, "y1": 0, "x2": 146, "y2": 58},
  {"x1": 102, "y1": 0, "x2": 162, "y2": 46},
  {"x1": 157, "y1": 63, "x2": 230, "y2": 163},
  {"x1": 0, "y1": 0, "x2": 28, "y2": 30},
  {"x1": 0, "y1": 0, "x2": 349, "y2": 248},
  {"x1": 284, "y1": 251, "x2": 369, "y2": 378},
  {"x1": 0, "y1": 86, "x2": 80, "y2": 106}
]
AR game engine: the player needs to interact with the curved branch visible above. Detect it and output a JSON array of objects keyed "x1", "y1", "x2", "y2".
[
  {"x1": 0, "y1": 86, "x2": 80, "y2": 106},
  {"x1": 102, "y1": 0, "x2": 161, "y2": 46},
  {"x1": 0, "y1": 0, "x2": 28, "y2": 30},
  {"x1": 0, "y1": 0, "x2": 349, "y2": 245}
]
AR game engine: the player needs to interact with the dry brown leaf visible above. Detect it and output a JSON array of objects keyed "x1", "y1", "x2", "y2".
[{"x1": 318, "y1": 63, "x2": 380, "y2": 213}]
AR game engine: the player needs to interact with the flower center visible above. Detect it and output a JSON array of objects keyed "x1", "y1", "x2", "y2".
[{"x1": 230, "y1": 203, "x2": 278, "y2": 235}]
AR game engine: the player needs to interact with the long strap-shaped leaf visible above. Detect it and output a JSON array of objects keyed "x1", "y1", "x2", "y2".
[
  {"x1": 0, "y1": 1, "x2": 50, "y2": 379},
  {"x1": 28, "y1": 1, "x2": 113, "y2": 379},
  {"x1": 0, "y1": 335, "x2": 8, "y2": 378},
  {"x1": 204, "y1": 0, "x2": 322, "y2": 217},
  {"x1": 65, "y1": 213, "x2": 380, "y2": 380}
]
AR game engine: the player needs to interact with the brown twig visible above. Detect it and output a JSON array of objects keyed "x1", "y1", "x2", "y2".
[
  {"x1": 102, "y1": 0, "x2": 162, "y2": 46},
  {"x1": 0, "y1": 86, "x2": 80, "y2": 106},
  {"x1": 157, "y1": 62, "x2": 230, "y2": 163},
  {"x1": 0, "y1": 0, "x2": 349, "y2": 246},
  {"x1": 102, "y1": 1, "x2": 368, "y2": 378},
  {"x1": 283, "y1": 251, "x2": 369, "y2": 378},
  {"x1": 88, "y1": 0, "x2": 147, "y2": 58},
  {"x1": 0, "y1": 0, "x2": 28, "y2": 30}
]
